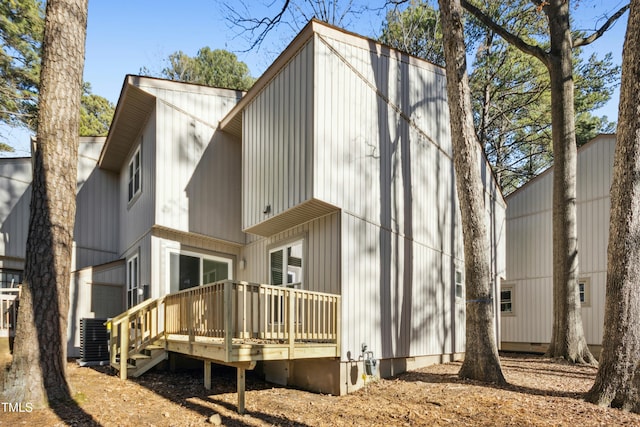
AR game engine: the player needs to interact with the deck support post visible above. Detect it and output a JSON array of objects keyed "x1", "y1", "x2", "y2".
[
  {"x1": 237, "y1": 367, "x2": 246, "y2": 414},
  {"x1": 224, "y1": 281, "x2": 232, "y2": 363},
  {"x1": 120, "y1": 321, "x2": 129, "y2": 380},
  {"x1": 288, "y1": 291, "x2": 295, "y2": 357},
  {"x1": 204, "y1": 360, "x2": 211, "y2": 390}
]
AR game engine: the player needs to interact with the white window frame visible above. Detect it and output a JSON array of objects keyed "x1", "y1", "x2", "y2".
[
  {"x1": 268, "y1": 239, "x2": 304, "y2": 288},
  {"x1": 500, "y1": 284, "x2": 515, "y2": 316},
  {"x1": 126, "y1": 254, "x2": 140, "y2": 308},
  {"x1": 127, "y1": 144, "x2": 141, "y2": 204},
  {"x1": 578, "y1": 277, "x2": 591, "y2": 307},
  {"x1": 167, "y1": 249, "x2": 233, "y2": 293},
  {"x1": 455, "y1": 269, "x2": 464, "y2": 299}
]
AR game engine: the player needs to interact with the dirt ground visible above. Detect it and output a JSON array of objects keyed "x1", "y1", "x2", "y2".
[{"x1": 1, "y1": 353, "x2": 639, "y2": 426}]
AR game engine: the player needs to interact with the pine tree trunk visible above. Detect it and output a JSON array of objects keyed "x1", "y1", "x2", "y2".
[
  {"x1": 2, "y1": 0, "x2": 88, "y2": 406},
  {"x1": 543, "y1": 0, "x2": 596, "y2": 365},
  {"x1": 437, "y1": 0, "x2": 505, "y2": 384},
  {"x1": 586, "y1": 0, "x2": 640, "y2": 412}
]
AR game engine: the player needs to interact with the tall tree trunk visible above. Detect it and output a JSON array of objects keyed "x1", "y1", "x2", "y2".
[
  {"x1": 2, "y1": 0, "x2": 88, "y2": 406},
  {"x1": 543, "y1": 0, "x2": 595, "y2": 365},
  {"x1": 437, "y1": 0, "x2": 505, "y2": 384},
  {"x1": 586, "y1": 0, "x2": 640, "y2": 412},
  {"x1": 460, "y1": 0, "x2": 626, "y2": 366}
]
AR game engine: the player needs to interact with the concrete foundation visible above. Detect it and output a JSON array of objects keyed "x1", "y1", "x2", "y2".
[
  {"x1": 500, "y1": 341, "x2": 602, "y2": 359},
  {"x1": 260, "y1": 352, "x2": 465, "y2": 396}
]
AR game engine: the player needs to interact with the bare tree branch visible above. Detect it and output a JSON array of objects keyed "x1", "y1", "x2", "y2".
[
  {"x1": 461, "y1": 0, "x2": 549, "y2": 66},
  {"x1": 223, "y1": 0, "x2": 291, "y2": 51},
  {"x1": 573, "y1": 4, "x2": 630, "y2": 47}
]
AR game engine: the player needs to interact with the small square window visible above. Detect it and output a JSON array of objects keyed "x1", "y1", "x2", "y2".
[{"x1": 500, "y1": 285, "x2": 515, "y2": 315}]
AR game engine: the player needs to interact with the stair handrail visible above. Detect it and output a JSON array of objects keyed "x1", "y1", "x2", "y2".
[{"x1": 108, "y1": 296, "x2": 165, "y2": 380}]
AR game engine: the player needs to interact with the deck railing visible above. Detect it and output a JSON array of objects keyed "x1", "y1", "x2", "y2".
[
  {"x1": 110, "y1": 280, "x2": 341, "y2": 373},
  {"x1": 0, "y1": 287, "x2": 20, "y2": 337},
  {"x1": 108, "y1": 296, "x2": 165, "y2": 379},
  {"x1": 164, "y1": 281, "x2": 341, "y2": 348}
]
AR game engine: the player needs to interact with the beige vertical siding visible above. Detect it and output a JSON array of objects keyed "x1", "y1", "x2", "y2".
[
  {"x1": 310, "y1": 31, "x2": 504, "y2": 360},
  {"x1": 242, "y1": 40, "x2": 314, "y2": 231},
  {"x1": 119, "y1": 113, "x2": 157, "y2": 256},
  {"x1": 74, "y1": 138, "x2": 120, "y2": 270},
  {"x1": 503, "y1": 135, "x2": 615, "y2": 346},
  {"x1": 153, "y1": 90, "x2": 244, "y2": 243},
  {"x1": 235, "y1": 24, "x2": 504, "y2": 362}
]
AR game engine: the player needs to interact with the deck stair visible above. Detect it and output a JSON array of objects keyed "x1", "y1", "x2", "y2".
[{"x1": 108, "y1": 297, "x2": 167, "y2": 379}]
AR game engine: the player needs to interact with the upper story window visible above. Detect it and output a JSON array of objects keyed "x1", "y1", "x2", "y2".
[{"x1": 128, "y1": 145, "x2": 141, "y2": 203}]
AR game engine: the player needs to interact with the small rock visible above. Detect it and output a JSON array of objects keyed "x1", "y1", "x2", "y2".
[
  {"x1": 208, "y1": 413, "x2": 222, "y2": 425},
  {"x1": 163, "y1": 412, "x2": 170, "y2": 417}
]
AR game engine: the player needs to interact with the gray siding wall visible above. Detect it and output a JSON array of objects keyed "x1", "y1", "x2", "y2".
[
  {"x1": 503, "y1": 134, "x2": 615, "y2": 345},
  {"x1": 242, "y1": 40, "x2": 314, "y2": 231},
  {"x1": 312, "y1": 31, "x2": 505, "y2": 361},
  {"x1": 0, "y1": 158, "x2": 31, "y2": 269},
  {"x1": 154, "y1": 93, "x2": 244, "y2": 243},
  {"x1": 314, "y1": 31, "x2": 462, "y2": 361},
  {"x1": 74, "y1": 138, "x2": 120, "y2": 270},
  {"x1": 119, "y1": 113, "x2": 157, "y2": 256},
  {"x1": 68, "y1": 261, "x2": 125, "y2": 357}
]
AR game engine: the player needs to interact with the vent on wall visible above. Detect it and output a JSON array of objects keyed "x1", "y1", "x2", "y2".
[{"x1": 79, "y1": 318, "x2": 109, "y2": 366}]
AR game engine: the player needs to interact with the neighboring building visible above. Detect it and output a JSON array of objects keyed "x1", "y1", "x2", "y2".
[
  {"x1": 0, "y1": 19, "x2": 506, "y2": 395},
  {"x1": 0, "y1": 137, "x2": 124, "y2": 352},
  {"x1": 501, "y1": 134, "x2": 615, "y2": 356}
]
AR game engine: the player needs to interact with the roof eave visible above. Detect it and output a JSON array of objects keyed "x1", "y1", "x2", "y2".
[{"x1": 98, "y1": 75, "x2": 156, "y2": 172}]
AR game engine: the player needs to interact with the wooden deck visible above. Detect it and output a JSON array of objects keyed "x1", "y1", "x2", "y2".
[{"x1": 108, "y1": 280, "x2": 341, "y2": 413}]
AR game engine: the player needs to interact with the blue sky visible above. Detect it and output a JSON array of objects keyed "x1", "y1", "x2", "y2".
[{"x1": 3, "y1": 0, "x2": 629, "y2": 157}]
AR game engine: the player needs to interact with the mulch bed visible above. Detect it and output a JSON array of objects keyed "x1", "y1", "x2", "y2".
[{"x1": 1, "y1": 352, "x2": 639, "y2": 426}]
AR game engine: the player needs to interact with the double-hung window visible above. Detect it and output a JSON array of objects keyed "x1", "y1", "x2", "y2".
[{"x1": 128, "y1": 145, "x2": 141, "y2": 202}]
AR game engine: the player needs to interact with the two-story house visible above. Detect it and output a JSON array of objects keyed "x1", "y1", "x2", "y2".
[{"x1": 1, "y1": 19, "x2": 506, "y2": 398}]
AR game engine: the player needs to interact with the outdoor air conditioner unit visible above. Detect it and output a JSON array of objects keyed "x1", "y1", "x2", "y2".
[{"x1": 79, "y1": 318, "x2": 109, "y2": 366}]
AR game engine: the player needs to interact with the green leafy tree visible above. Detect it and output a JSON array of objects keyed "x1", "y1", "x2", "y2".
[
  {"x1": 462, "y1": 0, "x2": 628, "y2": 365},
  {"x1": 1, "y1": 1, "x2": 113, "y2": 149},
  {"x1": 0, "y1": 0, "x2": 43, "y2": 150},
  {"x1": 159, "y1": 48, "x2": 255, "y2": 91},
  {"x1": 80, "y1": 82, "x2": 114, "y2": 136},
  {"x1": 379, "y1": 0, "x2": 445, "y2": 66},
  {"x1": 380, "y1": 0, "x2": 619, "y2": 194}
]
